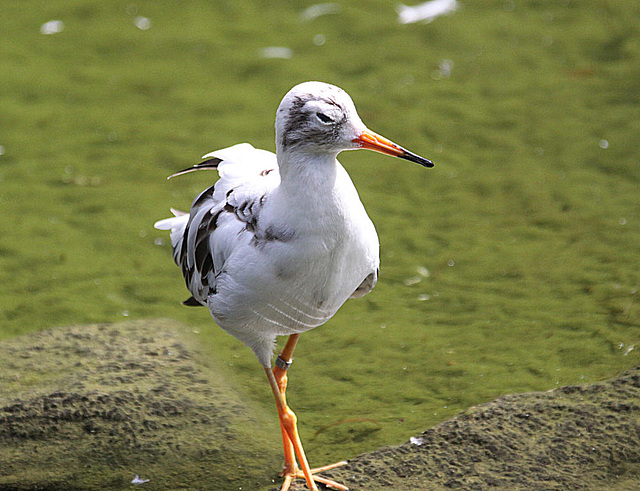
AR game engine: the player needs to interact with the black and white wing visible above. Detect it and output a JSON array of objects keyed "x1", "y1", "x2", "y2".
[{"x1": 154, "y1": 143, "x2": 279, "y2": 306}]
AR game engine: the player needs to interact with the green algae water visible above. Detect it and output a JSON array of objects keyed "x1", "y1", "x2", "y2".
[{"x1": 1, "y1": 0, "x2": 638, "y2": 473}]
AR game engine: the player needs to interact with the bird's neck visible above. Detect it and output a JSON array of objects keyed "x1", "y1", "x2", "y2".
[
  {"x1": 277, "y1": 149, "x2": 340, "y2": 199},
  {"x1": 269, "y1": 148, "x2": 363, "y2": 241}
]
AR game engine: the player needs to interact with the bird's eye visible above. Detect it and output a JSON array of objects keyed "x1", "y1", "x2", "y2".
[{"x1": 316, "y1": 112, "x2": 334, "y2": 124}]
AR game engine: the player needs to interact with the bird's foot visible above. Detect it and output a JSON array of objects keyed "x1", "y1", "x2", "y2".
[{"x1": 279, "y1": 460, "x2": 349, "y2": 491}]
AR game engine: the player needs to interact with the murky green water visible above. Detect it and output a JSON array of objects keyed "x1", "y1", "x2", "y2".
[{"x1": 1, "y1": 0, "x2": 638, "y2": 467}]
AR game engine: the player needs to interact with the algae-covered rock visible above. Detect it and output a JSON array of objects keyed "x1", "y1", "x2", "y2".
[
  {"x1": 3, "y1": 322, "x2": 639, "y2": 490},
  {"x1": 321, "y1": 366, "x2": 640, "y2": 490},
  {"x1": 0, "y1": 320, "x2": 280, "y2": 490}
]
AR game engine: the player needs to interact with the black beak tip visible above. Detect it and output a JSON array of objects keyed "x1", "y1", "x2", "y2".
[
  {"x1": 401, "y1": 150, "x2": 434, "y2": 168},
  {"x1": 422, "y1": 159, "x2": 435, "y2": 168}
]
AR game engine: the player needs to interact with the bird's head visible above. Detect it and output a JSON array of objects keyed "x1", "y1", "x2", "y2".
[{"x1": 275, "y1": 81, "x2": 433, "y2": 168}]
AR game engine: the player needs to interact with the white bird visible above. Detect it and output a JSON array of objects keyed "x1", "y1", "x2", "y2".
[{"x1": 154, "y1": 81, "x2": 433, "y2": 491}]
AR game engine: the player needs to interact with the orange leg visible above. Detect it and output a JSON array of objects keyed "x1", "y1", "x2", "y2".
[{"x1": 264, "y1": 334, "x2": 349, "y2": 491}]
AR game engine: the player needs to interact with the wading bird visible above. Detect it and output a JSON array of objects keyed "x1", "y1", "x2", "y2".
[{"x1": 155, "y1": 82, "x2": 433, "y2": 490}]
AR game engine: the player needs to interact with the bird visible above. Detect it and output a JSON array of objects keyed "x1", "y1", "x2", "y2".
[{"x1": 154, "y1": 81, "x2": 433, "y2": 491}]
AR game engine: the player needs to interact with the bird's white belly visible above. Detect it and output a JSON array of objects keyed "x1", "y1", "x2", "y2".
[{"x1": 208, "y1": 223, "x2": 376, "y2": 351}]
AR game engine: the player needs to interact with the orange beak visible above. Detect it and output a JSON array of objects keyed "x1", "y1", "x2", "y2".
[{"x1": 352, "y1": 129, "x2": 433, "y2": 168}]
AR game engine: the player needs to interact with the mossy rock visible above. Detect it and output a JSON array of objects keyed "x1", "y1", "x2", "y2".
[
  {"x1": 0, "y1": 320, "x2": 281, "y2": 490},
  {"x1": 2, "y1": 321, "x2": 639, "y2": 490},
  {"x1": 321, "y1": 366, "x2": 640, "y2": 490}
]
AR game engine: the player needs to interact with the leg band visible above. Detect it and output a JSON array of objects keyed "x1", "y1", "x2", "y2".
[{"x1": 275, "y1": 355, "x2": 293, "y2": 370}]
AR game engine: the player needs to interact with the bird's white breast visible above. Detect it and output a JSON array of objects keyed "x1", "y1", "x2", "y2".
[{"x1": 208, "y1": 161, "x2": 379, "y2": 356}]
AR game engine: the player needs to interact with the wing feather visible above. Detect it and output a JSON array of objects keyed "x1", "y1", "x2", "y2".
[{"x1": 154, "y1": 143, "x2": 280, "y2": 306}]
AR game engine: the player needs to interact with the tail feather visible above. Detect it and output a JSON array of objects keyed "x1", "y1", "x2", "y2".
[{"x1": 154, "y1": 212, "x2": 189, "y2": 252}]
